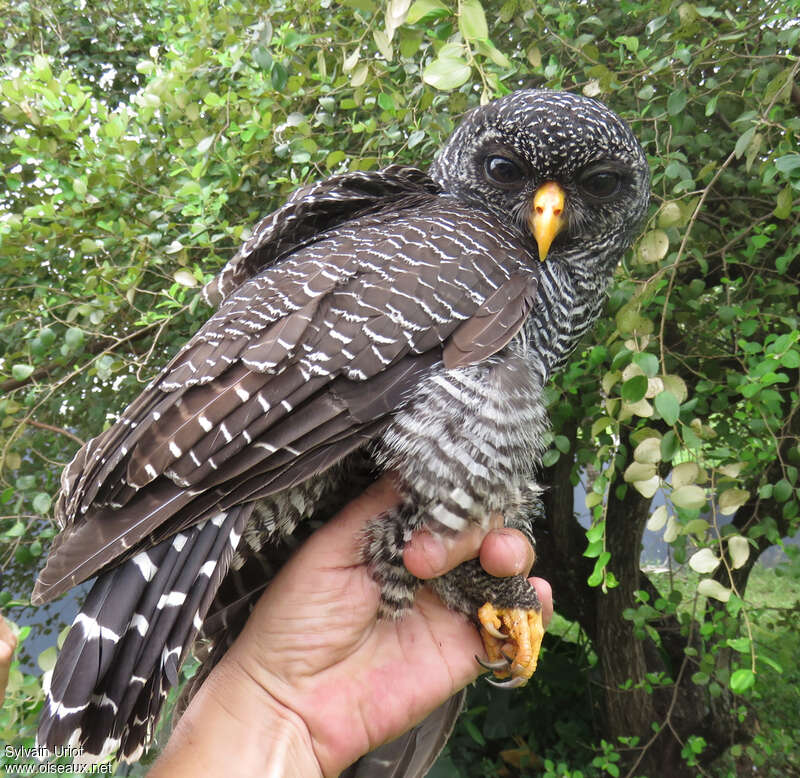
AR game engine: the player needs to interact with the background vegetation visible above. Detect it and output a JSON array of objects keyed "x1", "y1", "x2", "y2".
[{"x1": 1, "y1": 0, "x2": 798, "y2": 775}]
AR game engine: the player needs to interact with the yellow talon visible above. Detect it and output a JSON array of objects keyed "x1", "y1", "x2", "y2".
[{"x1": 477, "y1": 603, "x2": 543, "y2": 686}]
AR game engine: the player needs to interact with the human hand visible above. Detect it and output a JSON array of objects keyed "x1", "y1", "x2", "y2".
[
  {"x1": 0, "y1": 613, "x2": 18, "y2": 704},
  {"x1": 151, "y1": 476, "x2": 552, "y2": 777}
]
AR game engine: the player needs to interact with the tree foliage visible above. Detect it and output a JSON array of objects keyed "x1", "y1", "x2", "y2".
[{"x1": 1, "y1": 0, "x2": 798, "y2": 775}]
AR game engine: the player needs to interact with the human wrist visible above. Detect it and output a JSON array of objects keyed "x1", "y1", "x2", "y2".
[{"x1": 149, "y1": 654, "x2": 323, "y2": 778}]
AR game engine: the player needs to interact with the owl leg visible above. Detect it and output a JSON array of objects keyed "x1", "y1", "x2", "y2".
[{"x1": 362, "y1": 503, "x2": 425, "y2": 619}]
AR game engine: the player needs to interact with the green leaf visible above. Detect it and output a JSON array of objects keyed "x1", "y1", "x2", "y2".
[
  {"x1": 407, "y1": 130, "x2": 425, "y2": 148},
  {"x1": 688, "y1": 548, "x2": 720, "y2": 573},
  {"x1": 398, "y1": 28, "x2": 424, "y2": 58},
  {"x1": 464, "y1": 718, "x2": 486, "y2": 746},
  {"x1": 422, "y1": 56, "x2": 471, "y2": 91},
  {"x1": 658, "y1": 202, "x2": 682, "y2": 228},
  {"x1": 554, "y1": 434, "x2": 570, "y2": 453},
  {"x1": 745, "y1": 131, "x2": 762, "y2": 172},
  {"x1": 475, "y1": 39, "x2": 510, "y2": 68},
  {"x1": 633, "y1": 475, "x2": 660, "y2": 498},
  {"x1": 64, "y1": 327, "x2": 85, "y2": 350},
  {"x1": 4, "y1": 521, "x2": 25, "y2": 538},
  {"x1": 697, "y1": 578, "x2": 730, "y2": 602},
  {"x1": 373, "y1": 29, "x2": 393, "y2": 60},
  {"x1": 541, "y1": 448, "x2": 560, "y2": 467},
  {"x1": 406, "y1": 0, "x2": 449, "y2": 24},
  {"x1": 173, "y1": 270, "x2": 198, "y2": 288},
  {"x1": 671, "y1": 485, "x2": 706, "y2": 510},
  {"x1": 637, "y1": 229, "x2": 669, "y2": 263},
  {"x1": 350, "y1": 63, "x2": 369, "y2": 87},
  {"x1": 646, "y1": 505, "x2": 669, "y2": 531},
  {"x1": 203, "y1": 91, "x2": 224, "y2": 107},
  {"x1": 781, "y1": 348, "x2": 800, "y2": 368},
  {"x1": 774, "y1": 154, "x2": 800, "y2": 175},
  {"x1": 271, "y1": 62, "x2": 288, "y2": 90},
  {"x1": 774, "y1": 186, "x2": 792, "y2": 219},
  {"x1": 252, "y1": 46, "x2": 272, "y2": 70},
  {"x1": 667, "y1": 89, "x2": 687, "y2": 115},
  {"x1": 733, "y1": 126, "x2": 755, "y2": 159},
  {"x1": 38, "y1": 646, "x2": 58, "y2": 673},
  {"x1": 633, "y1": 436, "x2": 662, "y2": 464},
  {"x1": 672, "y1": 462, "x2": 699, "y2": 489},
  {"x1": 586, "y1": 522, "x2": 605, "y2": 542},
  {"x1": 584, "y1": 539, "x2": 604, "y2": 558},
  {"x1": 587, "y1": 553, "x2": 611, "y2": 587},
  {"x1": 726, "y1": 637, "x2": 751, "y2": 653},
  {"x1": 729, "y1": 669, "x2": 755, "y2": 694},
  {"x1": 342, "y1": 0, "x2": 375, "y2": 11},
  {"x1": 660, "y1": 431, "x2": 679, "y2": 461},
  {"x1": 196, "y1": 135, "x2": 215, "y2": 154},
  {"x1": 458, "y1": 0, "x2": 488, "y2": 41},
  {"x1": 654, "y1": 390, "x2": 680, "y2": 425},
  {"x1": 718, "y1": 489, "x2": 749, "y2": 516},
  {"x1": 624, "y1": 461, "x2": 656, "y2": 483},
  {"x1": 11, "y1": 364, "x2": 34, "y2": 381},
  {"x1": 757, "y1": 654, "x2": 783, "y2": 673},
  {"x1": 773, "y1": 479, "x2": 792, "y2": 502},
  {"x1": 32, "y1": 492, "x2": 52, "y2": 514},
  {"x1": 633, "y1": 352, "x2": 659, "y2": 377},
  {"x1": 326, "y1": 150, "x2": 346, "y2": 169},
  {"x1": 621, "y1": 375, "x2": 647, "y2": 403}
]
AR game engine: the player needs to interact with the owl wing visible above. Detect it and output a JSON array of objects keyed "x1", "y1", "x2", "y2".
[{"x1": 34, "y1": 196, "x2": 539, "y2": 605}]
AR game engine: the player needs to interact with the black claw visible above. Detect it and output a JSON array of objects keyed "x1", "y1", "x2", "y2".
[
  {"x1": 486, "y1": 675, "x2": 527, "y2": 689},
  {"x1": 475, "y1": 654, "x2": 510, "y2": 672}
]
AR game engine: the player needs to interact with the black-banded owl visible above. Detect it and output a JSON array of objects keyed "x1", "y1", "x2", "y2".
[{"x1": 33, "y1": 89, "x2": 649, "y2": 768}]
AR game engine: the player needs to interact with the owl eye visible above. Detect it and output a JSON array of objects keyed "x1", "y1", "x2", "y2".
[
  {"x1": 484, "y1": 155, "x2": 526, "y2": 187},
  {"x1": 578, "y1": 166, "x2": 623, "y2": 199}
]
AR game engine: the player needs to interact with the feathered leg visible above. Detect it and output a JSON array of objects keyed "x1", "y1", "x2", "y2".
[{"x1": 366, "y1": 349, "x2": 548, "y2": 684}]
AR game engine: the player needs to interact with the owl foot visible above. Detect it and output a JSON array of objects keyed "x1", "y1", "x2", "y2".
[{"x1": 476, "y1": 602, "x2": 543, "y2": 688}]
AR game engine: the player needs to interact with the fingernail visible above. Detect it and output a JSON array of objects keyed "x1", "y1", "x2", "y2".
[{"x1": 496, "y1": 530, "x2": 532, "y2": 575}]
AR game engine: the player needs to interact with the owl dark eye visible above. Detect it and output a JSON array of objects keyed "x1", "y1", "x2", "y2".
[
  {"x1": 484, "y1": 155, "x2": 526, "y2": 187},
  {"x1": 579, "y1": 167, "x2": 623, "y2": 199}
]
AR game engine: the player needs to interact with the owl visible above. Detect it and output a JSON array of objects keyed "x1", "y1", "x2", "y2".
[{"x1": 34, "y1": 89, "x2": 650, "y2": 766}]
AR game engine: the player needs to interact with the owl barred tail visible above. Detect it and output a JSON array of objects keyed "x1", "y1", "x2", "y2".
[{"x1": 38, "y1": 505, "x2": 251, "y2": 761}]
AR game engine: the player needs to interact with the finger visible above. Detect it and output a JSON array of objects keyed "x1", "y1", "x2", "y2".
[
  {"x1": 530, "y1": 577, "x2": 553, "y2": 628},
  {"x1": 0, "y1": 617, "x2": 15, "y2": 704},
  {"x1": 478, "y1": 529, "x2": 535, "y2": 578},
  {"x1": 404, "y1": 516, "x2": 502, "y2": 579},
  {"x1": 0, "y1": 615, "x2": 15, "y2": 643}
]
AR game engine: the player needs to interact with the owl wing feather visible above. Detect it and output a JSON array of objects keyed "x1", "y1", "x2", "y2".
[
  {"x1": 34, "y1": 196, "x2": 539, "y2": 605},
  {"x1": 202, "y1": 165, "x2": 441, "y2": 307}
]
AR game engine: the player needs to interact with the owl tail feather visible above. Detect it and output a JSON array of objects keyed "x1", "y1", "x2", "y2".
[{"x1": 37, "y1": 504, "x2": 252, "y2": 763}]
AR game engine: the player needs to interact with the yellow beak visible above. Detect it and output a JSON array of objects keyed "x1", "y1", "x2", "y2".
[{"x1": 529, "y1": 181, "x2": 566, "y2": 261}]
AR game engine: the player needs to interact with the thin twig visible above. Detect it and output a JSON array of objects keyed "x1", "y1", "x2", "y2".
[{"x1": 24, "y1": 420, "x2": 85, "y2": 448}]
